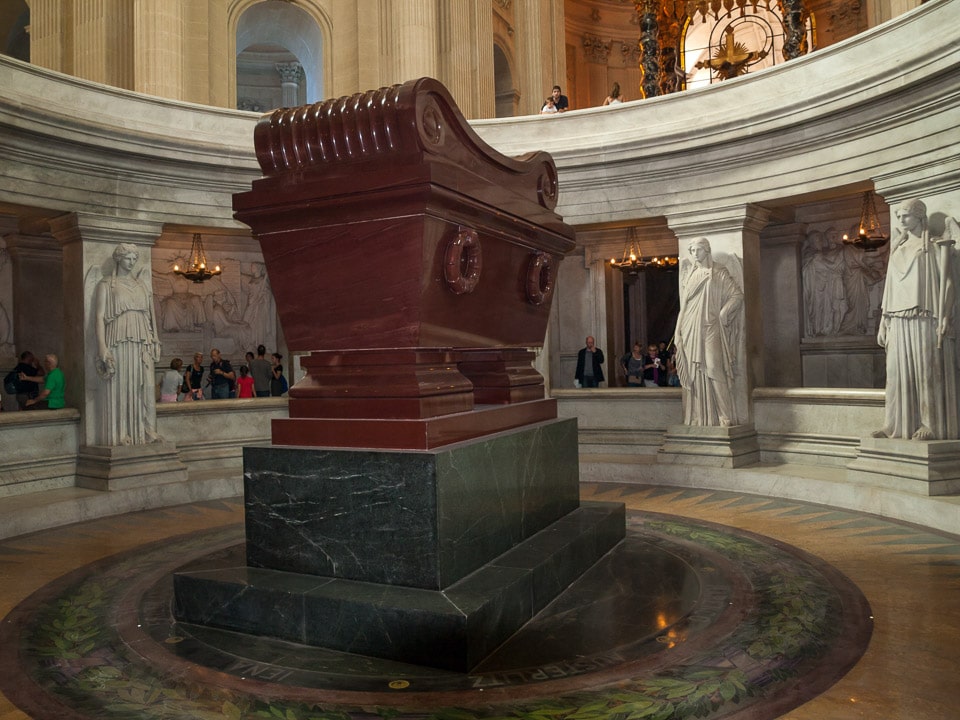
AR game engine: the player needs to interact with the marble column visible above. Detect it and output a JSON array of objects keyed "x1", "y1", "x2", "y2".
[
  {"x1": 389, "y1": 0, "x2": 439, "y2": 83},
  {"x1": 133, "y1": 0, "x2": 184, "y2": 100},
  {"x1": 47, "y1": 213, "x2": 187, "y2": 491},
  {"x1": 759, "y1": 222, "x2": 806, "y2": 387},
  {"x1": 438, "y1": 0, "x2": 494, "y2": 119},
  {"x1": 583, "y1": 246, "x2": 612, "y2": 384},
  {"x1": 275, "y1": 62, "x2": 303, "y2": 108},
  {"x1": 658, "y1": 204, "x2": 770, "y2": 467},
  {"x1": 24, "y1": 0, "x2": 65, "y2": 74},
  {"x1": 514, "y1": 0, "x2": 565, "y2": 115}
]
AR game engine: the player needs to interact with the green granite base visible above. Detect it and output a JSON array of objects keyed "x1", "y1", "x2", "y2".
[
  {"x1": 173, "y1": 419, "x2": 626, "y2": 670},
  {"x1": 175, "y1": 501, "x2": 624, "y2": 671}
]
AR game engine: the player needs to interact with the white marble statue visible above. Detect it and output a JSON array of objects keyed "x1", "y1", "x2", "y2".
[
  {"x1": 93, "y1": 243, "x2": 161, "y2": 445},
  {"x1": 873, "y1": 199, "x2": 960, "y2": 440},
  {"x1": 802, "y1": 229, "x2": 847, "y2": 336},
  {"x1": 675, "y1": 237, "x2": 745, "y2": 427}
]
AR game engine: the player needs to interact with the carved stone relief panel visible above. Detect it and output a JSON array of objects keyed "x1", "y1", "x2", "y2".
[
  {"x1": 151, "y1": 248, "x2": 278, "y2": 369},
  {"x1": 801, "y1": 224, "x2": 888, "y2": 339}
]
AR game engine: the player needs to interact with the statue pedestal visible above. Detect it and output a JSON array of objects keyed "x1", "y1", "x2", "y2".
[
  {"x1": 658, "y1": 424, "x2": 761, "y2": 468},
  {"x1": 847, "y1": 437, "x2": 960, "y2": 496},
  {"x1": 174, "y1": 419, "x2": 625, "y2": 671},
  {"x1": 76, "y1": 442, "x2": 188, "y2": 491}
]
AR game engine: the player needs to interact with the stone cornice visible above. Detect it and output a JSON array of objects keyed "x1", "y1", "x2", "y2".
[
  {"x1": 0, "y1": 56, "x2": 260, "y2": 228},
  {"x1": 0, "y1": 0, "x2": 956, "y2": 235}
]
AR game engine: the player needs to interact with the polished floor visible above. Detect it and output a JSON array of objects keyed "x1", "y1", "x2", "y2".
[{"x1": 0, "y1": 482, "x2": 958, "y2": 719}]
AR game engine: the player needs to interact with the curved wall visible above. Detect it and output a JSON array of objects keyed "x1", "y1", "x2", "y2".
[
  {"x1": 1, "y1": 1, "x2": 955, "y2": 228},
  {"x1": 0, "y1": 0, "x2": 958, "y2": 535}
]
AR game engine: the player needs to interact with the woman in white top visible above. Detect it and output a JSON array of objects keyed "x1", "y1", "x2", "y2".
[{"x1": 603, "y1": 81, "x2": 624, "y2": 106}]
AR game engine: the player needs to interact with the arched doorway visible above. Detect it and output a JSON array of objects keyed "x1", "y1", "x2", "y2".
[
  {"x1": 235, "y1": 1, "x2": 323, "y2": 111},
  {"x1": 494, "y1": 43, "x2": 517, "y2": 118}
]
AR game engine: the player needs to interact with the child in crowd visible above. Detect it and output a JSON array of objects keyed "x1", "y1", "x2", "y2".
[{"x1": 236, "y1": 365, "x2": 255, "y2": 399}]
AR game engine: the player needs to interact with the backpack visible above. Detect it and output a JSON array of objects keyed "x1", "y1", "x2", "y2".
[{"x1": 3, "y1": 369, "x2": 19, "y2": 396}]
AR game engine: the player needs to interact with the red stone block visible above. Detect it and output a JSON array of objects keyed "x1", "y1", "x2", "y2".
[{"x1": 233, "y1": 78, "x2": 575, "y2": 446}]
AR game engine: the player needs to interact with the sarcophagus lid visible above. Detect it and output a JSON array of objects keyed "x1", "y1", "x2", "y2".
[{"x1": 234, "y1": 77, "x2": 576, "y2": 352}]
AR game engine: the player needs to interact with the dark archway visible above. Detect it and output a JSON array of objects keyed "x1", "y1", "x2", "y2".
[
  {"x1": 1, "y1": 1, "x2": 29, "y2": 62},
  {"x1": 494, "y1": 44, "x2": 516, "y2": 118}
]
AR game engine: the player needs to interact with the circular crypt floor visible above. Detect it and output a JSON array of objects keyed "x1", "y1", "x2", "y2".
[{"x1": 1, "y1": 482, "x2": 958, "y2": 719}]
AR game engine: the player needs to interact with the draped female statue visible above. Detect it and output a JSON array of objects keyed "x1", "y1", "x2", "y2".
[
  {"x1": 675, "y1": 237, "x2": 745, "y2": 427},
  {"x1": 873, "y1": 199, "x2": 960, "y2": 440},
  {"x1": 94, "y1": 243, "x2": 162, "y2": 445}
]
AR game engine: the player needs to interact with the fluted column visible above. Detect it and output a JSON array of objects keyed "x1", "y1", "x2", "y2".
[
  {"x1": 438, "y1": 0, "x2": 493, "y2": 119},
  {"x1": 389, "y1": 0, "x2": 439, "y2": 83},
  {"x1": 514, "y1": 0, "x2": 565, "y2": 116},
  {"x1": 134, "y1": 0, "x2": 184, "y2": 100},
  {"x1": 276, "y1": 62, "x2": 303, "y2": 108},
  {"x1": 73, "y1": 0, "x2": 108, "y2": 84},
  {"x1": 26, "y1": 0, "x2": 65, "y2": 73}
]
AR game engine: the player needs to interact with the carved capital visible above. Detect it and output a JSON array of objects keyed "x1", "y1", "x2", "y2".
[
  {"x1": 582, "y1": 33, "x2": 610, "y2": 64},
  {"x1": 275, "y1": 62, "x2": 303, "y2": 85}
]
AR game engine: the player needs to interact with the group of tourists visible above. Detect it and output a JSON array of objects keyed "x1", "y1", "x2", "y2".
[
  {"x1": 158, "y1": 344, "x2": 287, "y2": 402},
  {"x1": 2, "y1": 350, "x2": 64, "y2": 411}
]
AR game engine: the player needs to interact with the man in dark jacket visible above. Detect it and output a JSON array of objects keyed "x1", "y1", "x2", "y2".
[{"x1": 574, "y1": 336, "x2": 604, "y2": 388}]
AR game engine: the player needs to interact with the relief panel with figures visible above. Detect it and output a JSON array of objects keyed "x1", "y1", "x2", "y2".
[{"x1": 150, "y1": 248, "x2": 278, "y2": 367}]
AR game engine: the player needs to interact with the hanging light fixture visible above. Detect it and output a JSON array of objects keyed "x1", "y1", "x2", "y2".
[
  {"x1": 610, "y1": 228, "x2": 645, "y2": 278},
  {"x1": 610, "y1": 228, "x2": 679, "y2": 278},
  {"x1": 842, "y1": 191, "x2": 888, "y2": 252},
  {"x1": 173, "y1": 233, "x2": 222, "y2": 283}
]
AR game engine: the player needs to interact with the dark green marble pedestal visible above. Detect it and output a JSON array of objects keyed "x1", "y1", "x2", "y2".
[{"x1": 173, "y1": 419, "x2": 625, "y2": 671}]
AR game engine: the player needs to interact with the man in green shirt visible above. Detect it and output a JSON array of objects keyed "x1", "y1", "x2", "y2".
[{"x1": 21, "y1": 354, "x2": 65, "y2": 410}]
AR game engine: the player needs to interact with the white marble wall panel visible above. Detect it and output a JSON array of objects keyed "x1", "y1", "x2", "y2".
[
  {"x1": 555, "y1": 388, "x2": 683, "y2": 454},
  {"x1": 156, "y1": 398, "x2": 287, "y2": 475},
  {"x1": 800, "y1": 336, "x2": 885, "y2": 388},
  {"x1": 0, "y1": 57, "x2": 260, "y2": 229},
  {"x1": 753, "y1": 388, "x2": 884, "y2": 465},
  {"x1": 0, "y1": 409, "x2": 80, "y2": 496}
]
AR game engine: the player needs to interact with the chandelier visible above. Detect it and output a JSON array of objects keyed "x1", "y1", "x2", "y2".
[
  {"x1": 610, "y1": 229, "x2": 679, "y2": 278},
  {"x1": 173, "y1": 233, "x2": 221, "y2": 283},
  {"x1": 842, "y1": 191, "x2": 888, "y2": 252}
]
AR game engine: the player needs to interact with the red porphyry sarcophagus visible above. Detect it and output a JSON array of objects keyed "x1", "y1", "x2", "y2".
[{"x1": 233, "y1": 77, "x2": 577, "y2": 449}]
